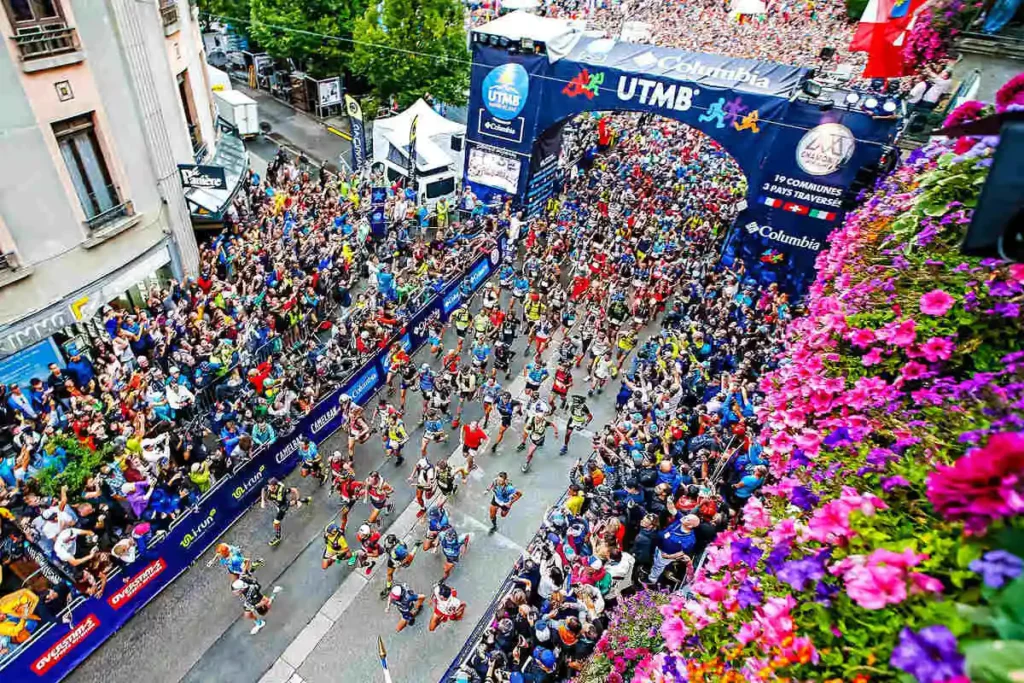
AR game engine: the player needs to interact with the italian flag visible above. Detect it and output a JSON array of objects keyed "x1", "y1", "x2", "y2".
[
  {"x1": 761, "y1": 196, "x2": 784, "y2": 208},
  {"x1": 809, "y1": 208, "x2": 837, "y2": 221}
]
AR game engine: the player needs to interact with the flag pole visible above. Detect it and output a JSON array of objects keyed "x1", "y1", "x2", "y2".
[{"x1": 378, "y1": 635, "x2": 394, "y2": 683}]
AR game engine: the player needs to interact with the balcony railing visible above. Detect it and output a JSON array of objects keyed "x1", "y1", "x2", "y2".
[
  {"x1": 160, "y1": 1, "x2": 180, "y2": 27},
  {"x1": 86, "y1": 199, "x2": 134, "y2": 232},
  {"x1": 13, "y1": 26, "x2": 79, "y2": 61}
]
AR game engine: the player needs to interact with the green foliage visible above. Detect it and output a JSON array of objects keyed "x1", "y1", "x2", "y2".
[
  {"x1": 350, "y1": 0, "x2": 470, "y2": 108},
  {"x1": 846, "y1": 0, "x2": 870, "y2": 19},
  {"x1": 250, "y1": 0, "x2": 368, "y2": 78},
  {"x1": 35, "y1": 436, "x2": 111, "y2": 498}
]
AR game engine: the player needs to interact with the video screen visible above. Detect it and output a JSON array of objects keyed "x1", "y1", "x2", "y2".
[{"x1": 467, "y1": 147, "x2": 521, "y2": 193}]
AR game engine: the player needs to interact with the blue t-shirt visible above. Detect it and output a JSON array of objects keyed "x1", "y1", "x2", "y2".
[
  {"x1": 658, "y1": 522, "x2": 695, "y2": 555},
  {"x1": 492, "y1": 484, "x2": 517, "y2": 505},
  {"x1": 736, "y1": 475, "x2": 764, "y2": 499}
]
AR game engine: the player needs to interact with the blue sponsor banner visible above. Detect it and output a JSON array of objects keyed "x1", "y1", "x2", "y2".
[
  {"x1": 370, "y1": 187, "x2": 387, "y2": 238},
  {"x1": 0, "y1": 238, "x2": 505, "y2": 682},
  {"x1": 462, "y1": 31, "x2": 896, "y2": 296}
]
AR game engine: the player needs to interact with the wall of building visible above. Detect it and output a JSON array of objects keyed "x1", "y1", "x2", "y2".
[
  {"x1": 0, "y1": 0, "x2": 211, "y2": 346},
  {"x1": 954, "y1": 53, "x2": 1023, "y2": 103}
]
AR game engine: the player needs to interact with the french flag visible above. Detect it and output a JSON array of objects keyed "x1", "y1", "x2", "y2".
[{"x1": 761, "y1": 196, "x2": 784, "y2": 208}]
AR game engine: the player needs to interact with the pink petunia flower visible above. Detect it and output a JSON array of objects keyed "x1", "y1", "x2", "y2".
[
  {"x1": 921, "y1": 336, "x2": 955, "y2": 362},
  {"x1": 847, "y1": 328, "x2": 877, "y2": 349},
  {"x1": 919, "y1": 289, "x2": 956, "y2": 316},
  {"x1": 862, "y1": 348, "x2": 884, "y2": 366},
  {"x1": 889, "y1": 319, "x2": 918, "y2": 347},
  {"x1": 901, "y1": 361, "x2": 929, "y2": 381},
  {"x1": 844, "y1": 563, "x2": 908, "y2": 609},
  {"x1": 660, "y1": 615, "x2": 689, "y2": 651}
]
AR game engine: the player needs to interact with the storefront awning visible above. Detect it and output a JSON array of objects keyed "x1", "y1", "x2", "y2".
[{"x1": 186, "y1": 132, "x2": 248, "y2": 223}]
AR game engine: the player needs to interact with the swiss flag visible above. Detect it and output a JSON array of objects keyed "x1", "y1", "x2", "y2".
[{"x1": 783, "y1": 202, "x2": 809, "y2": 215}]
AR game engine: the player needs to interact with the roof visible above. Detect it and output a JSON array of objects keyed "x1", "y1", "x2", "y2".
[
  {"x1": 473, "y1": 10, "x2": 575, "y2": 43},
  {"x1": 375, "y1": 99, "x2": 465, "y2": 172}
]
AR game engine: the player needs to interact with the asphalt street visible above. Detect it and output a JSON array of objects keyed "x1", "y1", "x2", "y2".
[{"x1": 65, "y1": 271, "x2": 622, "y2": 683}]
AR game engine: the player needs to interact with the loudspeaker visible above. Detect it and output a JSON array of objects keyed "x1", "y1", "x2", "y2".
[
  {"x1": 962, "y1": 121, "x2": 1024, "y2": 261},
  {"x1": 819, "y1": 47, "x2": 836, "y2": 60}
]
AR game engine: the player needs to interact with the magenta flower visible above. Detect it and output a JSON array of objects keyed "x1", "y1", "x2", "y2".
[
  {"x1": 928, "y1": 432, "x2": 1024, "y2": 534},
  {"x1": 848, "y1": 328, "x2": 877, "y2": 348},
  {"x1": 844, "y1": 563, "x2": 908, "y2": 609},
  {"x1": 863, "y1": 348, "x2": 884, "y2": 366},
  {"x1": 921, "y1": 336, "x2": 955, "y2": 362},
  {"x1": 889, "y1": 319, "x2": 918, "y2": 347},
  {"x1": 919, "y1": 289, "x2": 956, "y2": 316},
  {"x1": 660, "y1": 615, "x2": 688, "y2": 651},
  {"x1": 901, "y1": 361, "x2": 929, "y2": 381}
]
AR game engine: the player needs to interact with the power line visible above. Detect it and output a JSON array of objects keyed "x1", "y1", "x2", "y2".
[{"x1": 202, "y1": 12, "x2": 893, "y2": 146}]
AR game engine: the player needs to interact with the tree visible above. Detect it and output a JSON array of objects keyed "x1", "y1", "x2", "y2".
[
  {"x1": 845, "y1": 0, "x2": 870, "y2": 20},
  {"x1": 351, "y1": 0, "x2": 470, "y2": 109},
  {"x1": 249, "y1": 0, "x2": 368, "y2": 78}
]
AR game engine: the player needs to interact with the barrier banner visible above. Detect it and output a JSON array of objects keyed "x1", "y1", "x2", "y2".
[
  {"x1": 370, "y1": 187, "x2": 387, "y2": 238},
  {"x1": 0, "y1": 238, "x2": 504, "y2": 682}
]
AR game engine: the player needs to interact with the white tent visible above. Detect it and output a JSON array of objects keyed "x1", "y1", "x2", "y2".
[
  {"x1": 731, "y1": 0, "x2": 767, "y2": 14},
  {"x1": 499, "y1": 0, "x2": 541, "y2": 12},
  {"x1": 372, "y1": 99, "x2": 466, "y2": 205}
]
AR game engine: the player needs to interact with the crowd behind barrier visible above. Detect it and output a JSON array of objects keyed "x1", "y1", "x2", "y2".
[{"x1": 0, "y1": 142, "x2": 511, "y2": 678}]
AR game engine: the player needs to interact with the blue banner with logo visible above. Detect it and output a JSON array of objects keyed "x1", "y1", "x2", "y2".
[
  {"x1": 0, "y1": 238, "x2": 505, "y2": 682},
  {"x1": 724, "y1": 99, "x2": 896, "y2": 293},
  {"x1": 370, "y1": 186, "x2": 387, "y2": 239},
  {"x1": 463, "y1": 30, "x2": 897, "y2": 296}
]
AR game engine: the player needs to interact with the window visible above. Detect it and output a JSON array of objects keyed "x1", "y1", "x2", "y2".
[
  {"x1": 4, "y1": 0, "x2": 62, "y2": 26},
  {"x1": 53, "y1": 114, "x2": 119, "y2": 223}
]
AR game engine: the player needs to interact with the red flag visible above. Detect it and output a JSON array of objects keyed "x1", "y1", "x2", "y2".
[
  {"x1": 850, "y1": 0, "x2": 891, "y2": 52},
  {"x1": 858, "y1": 0, "x2": 930, "y2": 77},
  {"x1": 783, "y1": 202, "x2": 810, "y2": 216}
]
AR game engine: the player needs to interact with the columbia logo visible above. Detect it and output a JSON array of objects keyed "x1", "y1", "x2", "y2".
[
  {"x1": 745, "y1": 222, "x2": 759, "y2": 234},
  {"x1": 633, "y1": 51, "x2": 657, "y2": 68}
]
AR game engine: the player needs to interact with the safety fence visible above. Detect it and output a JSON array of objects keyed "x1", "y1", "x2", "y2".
[{"x1": 0, "y1": 237, "x2": 505, "y2": 682}]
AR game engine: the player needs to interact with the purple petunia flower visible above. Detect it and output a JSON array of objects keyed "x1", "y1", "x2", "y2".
[
  {"x1": 969, "y1": 550, "x2": 1023, "y2": 588},
  {"x1": 815, "y1": 580, "x2": 840, "y2": 606},
  {"x1": 890, "y1": 626, "x2": 965, "y2": 683},
  {"x1": 736, "y1": 579, "x2": 762, "y2": 609},
  {"x1": 882, "y1": 475, "x2": 912, "y2": 491},
  {"x1": 790, "y1": 485, "x2": 820, "y2": 511},
  {"x1": 731, "y1": 537, "x2": 763, "y2": 568},
  {"x1": 765, "y1": 542, "x2": 792, "y2": 574},
  {"x1": 777, "y1": 552, "x2": 827, "y2": 591}
]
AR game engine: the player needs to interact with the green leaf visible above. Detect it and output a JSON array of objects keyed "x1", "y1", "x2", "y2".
[
  {"x1": 963, "y1": 640, "x2": 1024, "y2": 683},
  {"x1": 957, "y1": 603, "x2": 995, "y2": 628},
  {"x1": 958, "y1": 543, "x2": 983, "y2": 569}
]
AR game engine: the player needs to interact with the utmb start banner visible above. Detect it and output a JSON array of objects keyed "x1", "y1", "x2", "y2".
[{"x1": 463, "y1": 25, "x2": 897, "y2": 296}]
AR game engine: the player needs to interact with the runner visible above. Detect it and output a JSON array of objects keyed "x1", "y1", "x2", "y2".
[
  {"x1": 321, "y1": 522, "x2": 352, "y2": 569},
  {"x1": 459, "y1": 419, "x2": 488, "y2": 479},
  {"x1": 397, "y1": 354, "x2": 419, "y2": 410},
  {"x1": 231, "y1": 573, "x2": 282, "y2": 635},
  {"x1": 385, "y1": 341, "x2": 411, "y2": 397},
  {"x1": 487, "y1": 471, "x2": 522, "y2": 534},
  {"x1": 551, "y1": 361, "x2": 574, "y2": 410},
  {"x1": 213, "y1": 543, "x2": 264, "y2": 582},
  {"x1": 421, "y1": 406, "x2": 449, "y2": 457},
  {"x1": 364, "y1": 470, "x2": 396, "y2": 525},
  {"x1": 355, "y1": 523, "x2": 383, "y2": 575},
  {"x1": 451, "y1": 304, "x2": 472, "y2": 353},
  {"x1": 522, "y1": 357, "x2": 549, "y2": 399},
  {"x1": 410, "y1": 456, "x2": 438, "y2": 516},
  {"x1": 436, "y1": 456, "x2": 460, "y2": 498},
  {"x1": 480, "y1": 376, "x2": 503, "y2": 428},
  {"x1": 563, "y1": 394, "x2": 594, "y2": 455},
  {"x1": 439, "y1": 526, "x2": 471, "y2": 581},
  {"x1": 490, "y1": 391, "x2": 521, "y2": 453},
  {"x1": 385, "y1": 411, "x2": 409, "y2": 466},
  {"x1": 452, "y1": 364, "x2": 478, "y2": 429},
  {"x1": 493, "y1": 339, "x2": 515, "y2": 381},
  {"x1": 381, "y1": 533, "x2": 418, "y2": 597},
  {"x1": 333, "y1": 468, "x2": 365, "y2": 535},
  {"x1": 589, "y1": 350, "x2": 615, "y2": 395},
  {"x1": 297, "y1": 435, "x2": 328, "y2": 486},
  {"x1": 260, "y1": 478, "x2": 311, "y2": 547},
  {"x1": 345, "y1": 402, "x2": 371, "y2": 458},
  {"x1": 429, "y1": 583, "x2": 466, "y2": 633},
  {"x1": 387, "y1": 583, "x2": 425, "y2": 632},
  {"x1": 517, "y1": 399, "x2": 560, "y2": 473}
]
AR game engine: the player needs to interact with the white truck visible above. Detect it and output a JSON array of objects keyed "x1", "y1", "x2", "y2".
[{"x1": 213, "y1": 89, "x2": 259, "y2": 139}]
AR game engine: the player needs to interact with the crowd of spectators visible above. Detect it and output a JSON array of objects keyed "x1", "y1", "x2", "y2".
[
  {"x1": 452, "y1": 115, "x2": 787, "y2": 682},
  {"x1": 544, "y1": 0, "x2": 867, "y2": 77},
  {"x1": 0, "y1": 150, "x2": 500, "y2": 657}
]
